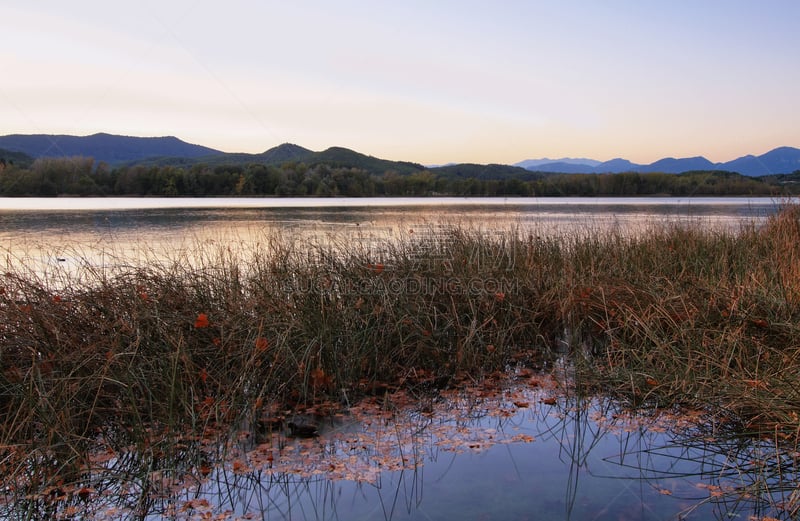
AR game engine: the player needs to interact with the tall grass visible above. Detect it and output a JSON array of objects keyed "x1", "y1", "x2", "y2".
[{"x1": 1, "y1": 205, "x2": 799, "y2": 499}]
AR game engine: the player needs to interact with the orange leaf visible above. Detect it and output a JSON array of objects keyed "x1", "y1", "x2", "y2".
[
  {"x1": 254, "y1": 337, "x2": 269, "y2": 352},
  {"x1": 540, "y1": 397, "x2": 557, "y2": 405},
  {"x1": 199, "y1": 368, "x2": 208, "y2": 384},
  {"x1": 232, "y1": 459, "x2": 247, "y2": 474},
  {"x1": 367, "y1": 263, "x2": 385, "y2": 274},
  {"x1": 194, "y1": 313, "x2": 210, "y2": 328},
  {"x1": 645, "y1": 377, "x2": 659, "y2": 387},
  {"x1": 494, "y1": 292, "x2": 505, "y2": 303}
]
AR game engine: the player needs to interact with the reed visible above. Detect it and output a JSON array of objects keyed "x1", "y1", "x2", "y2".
[{"x1": 1, "y1": 204, "x2": 799, "y2": 503}]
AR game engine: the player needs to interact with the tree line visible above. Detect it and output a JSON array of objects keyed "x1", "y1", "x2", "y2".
[{"x1": 0, "y1": 156, "x2": 797, "y2": 197}]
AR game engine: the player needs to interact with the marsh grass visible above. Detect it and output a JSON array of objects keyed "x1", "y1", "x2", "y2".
[{"x1": 1, "y1": 205, "x2": 800, "y2": 509}]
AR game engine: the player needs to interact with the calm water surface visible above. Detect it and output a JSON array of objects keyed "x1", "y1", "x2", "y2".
[
  {"x1": 56, "y1": 372, "x2": 795, "y2": 521},
  {"x1": 0, "y1": 196, "x2": 780, "y2": 260}
]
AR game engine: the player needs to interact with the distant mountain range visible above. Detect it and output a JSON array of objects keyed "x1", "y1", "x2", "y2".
[
  {"x1": 1, "y1": 132, "x2": 799, "y2": 177},
  {"x1": 514, "y1": 147, "x2": 800, "y2": 177}
]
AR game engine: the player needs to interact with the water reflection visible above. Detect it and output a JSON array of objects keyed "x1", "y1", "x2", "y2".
[
  {"x1": 0, "y1": 197, "x2": 780, "y2": 280},
  {"x1": 8, "y1": 368, "x2": 795, "y2": 520}
]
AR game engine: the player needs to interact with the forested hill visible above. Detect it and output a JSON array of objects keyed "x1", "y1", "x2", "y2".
[
  {"x1": 0, "y1": 148, "x2": 33, "y2": 168},
  {"x1": 0, "y1": 133, "x2": 222, "y2": 165},
  {"x1": 1, "y1": 153, "x2": 799, "y2": 197}
]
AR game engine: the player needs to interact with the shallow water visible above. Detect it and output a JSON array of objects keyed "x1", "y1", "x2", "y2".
[{"x1": 25, "y1": 369, "x2": 795, "y2": 521}]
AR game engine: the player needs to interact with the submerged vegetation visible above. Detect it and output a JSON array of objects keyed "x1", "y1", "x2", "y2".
[{"x1": 2, "y1": 204, "x2": 800, "y2": 517}]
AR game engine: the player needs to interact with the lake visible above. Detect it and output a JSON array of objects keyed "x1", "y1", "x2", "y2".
[
  {"x1": 0, "y1": 196, "x2": 793, "y2": 520},
  {"x1": 0, "y1": 196, "x2": 781, "y2": 269}
]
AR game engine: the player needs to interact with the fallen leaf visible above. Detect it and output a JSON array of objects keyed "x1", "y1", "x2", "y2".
[
  {"x1": 232, "y1": 460, "x2": 247, "y2": 474},
  {"x1": 195, "y1": 313, "x2": 210, "y2": 328}
]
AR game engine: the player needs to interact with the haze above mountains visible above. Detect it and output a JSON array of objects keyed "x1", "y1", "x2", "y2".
[{"x1": 1, "y1": 133, "x2": 799, "y2": 177}]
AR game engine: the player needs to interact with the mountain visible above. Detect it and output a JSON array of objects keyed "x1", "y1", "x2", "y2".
[
  {"x1": 173, "y1": 143, "x2": 314, "y2": 168},
  {"x1": 308, "y1": 147, "x2": 423, "y2": 175},
  {"x1": 0, "y1": 148, "x2": 34, "y2": 168},
  {"x1": 723, "y1": 147, "x2": 800, "y2": 176},
  {"x1": 515, "y1": 157, "x2": 601, "y2": 169},
  {"x1": 430, "y1": 163, "x2": 545, "y2": 181},
  {"x1": 3, "y1": 132, "x2": 799, "y2": 177},
  {"x1": 0, "y1": 133, "x2": 222, "y2": 165},
  {"x1": 522, "y1": 161, "x2": 604, "y2": 174},
  {"x1": 517, "y1": 147, "x2": 800, "y2": 176},
  {"x1": 260, "y1": 143, "x2": 314, "y2": 164},
  {"x1": 593, "y1": 158, "x2": 639, "y2": 173},
  {"x1": 640, "y1": 156, "x2": 716, "y2": 173}
]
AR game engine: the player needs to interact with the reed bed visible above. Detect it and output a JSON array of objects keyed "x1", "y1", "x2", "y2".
[{"x1": 1, "y1": 204, "x2": 799, "y2": 504}]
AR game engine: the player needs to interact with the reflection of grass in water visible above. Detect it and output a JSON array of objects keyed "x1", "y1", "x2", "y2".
[
  {"x1": 2, "y1": 367, "x2": 796, "y2": 519},
  {"x1": 1, "y1": 205, "x2": 800, "y2": 518}
]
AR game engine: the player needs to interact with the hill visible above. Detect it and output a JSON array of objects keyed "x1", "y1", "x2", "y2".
[
  {"x1": 430, "y1": 163, "x2": 547, "y2": 181},
  {"x1": 3, "y1": 132, "x2": 799, "y2": 177},
  {"x1": 148, "y1": 143, "x2": 316, "y2": 168},
  {"x1": 0, "y1": 148, "x2": 34, "y2": 168},
  {"x1": 307, "y1": 147, "x2": 423, "y2": 175},
  {"x1": 111, "y1": 143, "x2": 422, "y2": 175},
  {"x1": 0, "y1": 133, "x2": 222, "y2": 165}
]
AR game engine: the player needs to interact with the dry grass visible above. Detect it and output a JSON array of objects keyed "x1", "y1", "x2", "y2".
[{"x1": 1, "y1": 204, "x2": 799, "y2": 503}]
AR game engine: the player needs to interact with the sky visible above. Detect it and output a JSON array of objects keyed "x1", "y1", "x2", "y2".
[{"x1": 1, "y1": 1, "x2": 799, "y2": 165}]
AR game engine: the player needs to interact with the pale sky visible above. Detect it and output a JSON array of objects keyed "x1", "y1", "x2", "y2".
[{"x1": 2, "y1": 1, "x2": 798, "y2": 165}]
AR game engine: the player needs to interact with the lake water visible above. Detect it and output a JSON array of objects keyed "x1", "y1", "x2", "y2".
[
  {"x1": 0, "y1": 197, "x2": 781, "y2": 271},
  {"x1": 0, "y1": 196, "x2": 792, "y2": 520},
  {"x1": 53, "y1": 370, "x2": 796, "y2": 521}
]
